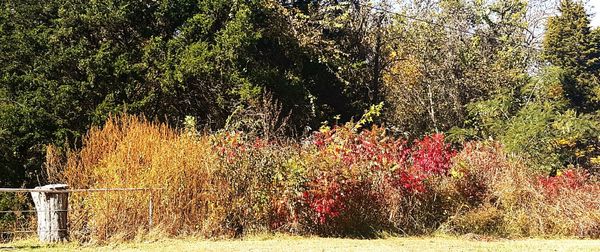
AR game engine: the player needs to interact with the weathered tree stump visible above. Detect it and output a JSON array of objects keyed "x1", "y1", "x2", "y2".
[{"x1": 30, "y1": 184, "x2": 69, "y2": 242}]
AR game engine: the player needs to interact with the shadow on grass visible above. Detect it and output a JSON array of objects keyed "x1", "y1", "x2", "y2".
[{"x1": 0, "y1": 245, "x2": 42, "y2": 250}]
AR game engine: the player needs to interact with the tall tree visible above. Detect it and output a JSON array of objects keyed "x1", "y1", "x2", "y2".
[
  {"x1": 456, "y1": 0, "x2": 600, "y2": 173},
  {"x1": 542, "y1": 0, "x2": 600, "y2": 112},
  {"x1": 287, "y1": 0, "x2": 391, "y2": 121},
  {"x1": 0, "y1": 0, "x2": 368, "y2": 186},
  {"x1": 383, "y1": 0, "x2": 530, "y2": 137}
]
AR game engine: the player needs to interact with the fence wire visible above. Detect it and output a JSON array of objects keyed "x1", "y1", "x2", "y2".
[{"x1": 0, "y1": 188, "x2": 163, "y2": 239}]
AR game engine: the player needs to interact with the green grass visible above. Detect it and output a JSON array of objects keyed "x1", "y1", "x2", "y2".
[{"x1": 2, "y1": 235, "x2": 600, "y2": 252}]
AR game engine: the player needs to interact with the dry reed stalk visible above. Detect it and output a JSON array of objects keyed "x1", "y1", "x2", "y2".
[{"x1": 63, "y1": 115, "x2": 221, "y2": 240}]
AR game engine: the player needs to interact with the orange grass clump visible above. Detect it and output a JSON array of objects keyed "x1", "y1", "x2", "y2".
[{"x1": 63, "y1": 115, "x2": 220, "y2": 241}]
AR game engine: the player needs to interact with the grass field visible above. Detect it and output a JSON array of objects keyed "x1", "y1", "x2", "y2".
[{"x1": 2, "y1": 235, "x2": 600, "y2": 252}]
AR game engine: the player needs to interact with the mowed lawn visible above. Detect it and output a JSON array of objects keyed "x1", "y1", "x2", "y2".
[{"x1": 2, "y1": 235, "x2": 600, "y2": 252}]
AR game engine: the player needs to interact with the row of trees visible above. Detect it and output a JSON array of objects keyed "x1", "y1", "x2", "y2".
[{"x1": 1, "y1": 0, "x2": 599, "y2": 186}]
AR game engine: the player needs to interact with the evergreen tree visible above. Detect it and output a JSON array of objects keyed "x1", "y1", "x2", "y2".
[
  {"x1": 0, "y1": 0, "x2": 366, "y2": 186},
  {"x1": 543, "y1": 0, "x2": 600, "y2": 111}
]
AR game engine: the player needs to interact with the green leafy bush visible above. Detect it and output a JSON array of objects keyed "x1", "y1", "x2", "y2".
[{"x1": 457, "y1": 67, "x2": 600, "y2": 174}]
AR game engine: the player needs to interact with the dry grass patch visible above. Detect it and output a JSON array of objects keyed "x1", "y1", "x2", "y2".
[{"x1": 3, "y1": 236, "x2": 600, "y2": 252}]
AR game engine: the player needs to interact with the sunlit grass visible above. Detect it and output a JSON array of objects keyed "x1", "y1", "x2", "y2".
[{"x1": 3, "y1": 235, "x2": 600, "y2": 252}]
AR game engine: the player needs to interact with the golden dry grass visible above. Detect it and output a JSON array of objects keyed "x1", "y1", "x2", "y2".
[
  {"x1": 59, "y1": 115, "x2": 301, "y2": 240},
  {"x1": 62, "y1": 115, "x2": 225, "y2": 240},
  {"x1": 448, "y1": 142, "x2": 600, "y2": 237}
]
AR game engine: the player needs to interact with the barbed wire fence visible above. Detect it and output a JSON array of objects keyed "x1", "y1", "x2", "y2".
[{"x1": 0, "y1": 187, "x2": 164, "y2": 242}]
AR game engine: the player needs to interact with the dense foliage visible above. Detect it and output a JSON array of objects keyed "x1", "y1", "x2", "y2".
[
  {"x1": 435, "y1": 0, "x2": 600, "y2": 175},
  {"x1": 58, "y1": 115, "x2": 599, "y2": 240},
  {"x1": 0, "y1": 0, "x2": 374, "y2": 186},
  {"x1": 1, "y1": 0, "x2": 600, "y2": 240}
]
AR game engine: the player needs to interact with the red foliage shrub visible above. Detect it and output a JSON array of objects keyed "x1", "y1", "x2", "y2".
[
  {"x1": 301, "y1": 126, "x2": 456, "y2": 234},
  {"x1": 388, "y1": 170, "x2": 428, "y2": 193},
  {"x1": 538, "y1": 169, "x2": 592, "y2": 196},
  {"x1": 412, "y1": 133, "x2": 456, "y2": 175},
  {"x1": 302, "y1": 180, "x2": 346, "y2": 224}
]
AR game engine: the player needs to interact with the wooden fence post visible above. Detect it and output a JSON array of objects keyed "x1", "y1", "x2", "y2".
[{"x1": 30, "y1": 184, "x2": 69, "y2": 242}]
